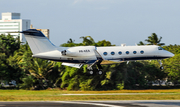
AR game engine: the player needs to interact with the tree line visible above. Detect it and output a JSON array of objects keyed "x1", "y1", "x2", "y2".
[{"x1": 0, "y1": 33, "x2": 180, "y2": 90}]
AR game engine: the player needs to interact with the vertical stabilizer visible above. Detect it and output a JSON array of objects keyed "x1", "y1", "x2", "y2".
[{"x1": 21, "y1": 29, "x2": 56, "y2": 54}]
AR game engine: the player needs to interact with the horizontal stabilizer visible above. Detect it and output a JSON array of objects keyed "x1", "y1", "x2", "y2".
[{"x1": 62, "y1": 63, "x2": 83, "y2": 68}]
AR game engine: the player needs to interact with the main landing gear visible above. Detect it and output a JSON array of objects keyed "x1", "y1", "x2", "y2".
[
  {"x1": 88, "y1": 69, "x2": 103, "y2": 75},
  {"x1": 158, "y1": 60, "x2": 164, "y2": 70},
  {"x1": 88, "y1": 63, "x2": 103, "y2": 75}
]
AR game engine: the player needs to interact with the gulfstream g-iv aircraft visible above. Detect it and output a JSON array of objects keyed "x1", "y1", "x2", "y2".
[{"x1": 20, "y1": 29, "x2": 174, "y2": 75}]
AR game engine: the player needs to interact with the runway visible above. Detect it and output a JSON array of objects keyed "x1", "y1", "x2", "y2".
[{"x1": 0, "y1": 100, "x2": 180, "y2": 107}]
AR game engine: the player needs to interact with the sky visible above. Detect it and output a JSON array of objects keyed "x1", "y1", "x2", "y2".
[{"x1": 0, "y1": 0, "x2": 180, "y2": 46}]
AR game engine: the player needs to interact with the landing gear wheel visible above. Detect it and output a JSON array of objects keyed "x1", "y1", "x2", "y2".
[
  {"x1": 89, "y1": 71, "x2": 94, "y2": 75},
  {"x1": 98, "y1": 70, "x2": 103, "y2": 75},
  {"x1": 160, "y1": 66, "x2": 164, "y2": 70},
  {"x1": 158, "y1": 60, "x2": 163, "y2": 70}
]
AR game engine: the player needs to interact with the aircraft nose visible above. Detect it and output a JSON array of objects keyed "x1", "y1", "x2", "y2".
[
  {"x1": 168, "y1": 52, "x2": 174, "y2": 58},
  {"x1": 170, "y1": 53, "x2": 174, "y2": 57}
]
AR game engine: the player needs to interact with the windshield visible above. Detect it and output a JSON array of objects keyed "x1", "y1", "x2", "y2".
[{"x1": 158, "y1": 47, "x2": 165, "y2": 50}]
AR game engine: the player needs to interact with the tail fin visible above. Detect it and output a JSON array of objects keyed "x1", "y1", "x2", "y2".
[{"x1": 21, "y1": 29, "x2": 56, "y2": 54}]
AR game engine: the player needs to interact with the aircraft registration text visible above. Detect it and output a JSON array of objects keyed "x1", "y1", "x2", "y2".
[{"x1": 79, "y1": 50, "x2": 90, "y2": 52}]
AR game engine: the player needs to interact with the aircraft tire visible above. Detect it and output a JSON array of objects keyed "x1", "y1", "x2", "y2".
[
  {"x1": 89, "y1": 71, "x2": 94, "y2": 75},
  {"x1": 160, "y1": 66, "x2": 164, "y2": 70},
  {"x1": 98, "y1": 70, "x2": 103, "y2": 75}
]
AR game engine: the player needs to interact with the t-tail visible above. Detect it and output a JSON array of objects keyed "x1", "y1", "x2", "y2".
[{"x1": 21, "y1": 29, "x2": 56, "y2": 55}]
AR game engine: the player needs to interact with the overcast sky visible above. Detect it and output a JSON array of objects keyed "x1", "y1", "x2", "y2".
[{"x1": 0, "y1": 0, "x2": 180, "y2": 46}]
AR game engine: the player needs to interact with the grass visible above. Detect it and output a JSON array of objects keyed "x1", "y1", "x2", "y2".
[{"x1": 0, "y1": 89, "x2": 180, "y2": 101}]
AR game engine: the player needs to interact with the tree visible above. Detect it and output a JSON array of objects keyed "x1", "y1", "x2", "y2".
[
  {"x1": 144, "y1": 61, "x2": 167, "y2": 86},
  {"x1": 60, "y1": 38, "x2": 77, "y2": 47},
  {"x1": 138, "y1": 33, "x2": 165, "y2": 46},
  {"x1": 162, "y1": 44, "x2": 180, "y2": 85},
  {"x1": 163, "y1": 44, "x2": 180, "y2": 54},
  {"x1": 60, "y1": 66, "x2": 81, "y2": 90},
  {"x1": 80, "y1": 36, "x2": 95, "y2": 46},
  {"x1": 19, "y1": 75, "x2": 36, "y2": 90},
  {"x1": 145, "y1": 33, "x2": 165, "y2": 45},
  {"x1": 47, "y1": 62, "x2": 64, "y2": 88},
  {"x1": 163, "y1": 54, "x2": 180, "y2": 84},
  {"x1": 0, "y1": 34, "x2": 22, "y2": 87},
  {"x1": 27, "y1": 58, "x2": 54, "y2": 89},
  {"x1": 67, "y1": 38, "x2": 75, "y2": 43},
  {"x1": 0, "y1": 34, "x2": 20, "y2": 57},
  {"x1": 95, "y1": 40, "x2": 114, "y2": 46},
  {"x1": 15, "y1": 44, "x2": 62, "y2": 89},
  {"x1": 138, "y1": 41, "x2": 145, "y2": 45}
]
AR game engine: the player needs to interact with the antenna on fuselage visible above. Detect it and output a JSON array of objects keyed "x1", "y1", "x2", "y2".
[{"x1": 121, "y1": 44, "x2": 126, "y2": 47}]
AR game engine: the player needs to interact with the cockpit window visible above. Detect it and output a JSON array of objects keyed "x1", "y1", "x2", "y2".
[{"x1": 158, "y1": 47, "x2": 165, "y2": 50}]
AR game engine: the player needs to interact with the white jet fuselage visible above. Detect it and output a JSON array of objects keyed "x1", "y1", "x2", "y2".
[
  {"x1": 21, "y1": 29, "x2": 174, "y2": 69},
  {"x1": 33, "y1": 45, "x2": 174, "y2": 64}
]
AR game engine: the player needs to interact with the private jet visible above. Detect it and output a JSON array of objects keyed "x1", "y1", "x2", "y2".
[{"x1": 20, "y1": 29, "x2": 174, "y2": 75}]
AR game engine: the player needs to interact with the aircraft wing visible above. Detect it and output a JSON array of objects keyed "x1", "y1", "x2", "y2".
[
  {"x1": 62, "y1": 63, "x2": 83, "y2": 68},
  {"x1": 101, "y1": 60, "x2": 124, "y2": 65}
]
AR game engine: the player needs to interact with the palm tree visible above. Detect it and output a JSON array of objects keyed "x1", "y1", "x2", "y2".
[
  {"x1": 138, "y1": 41, "x2": 146, "y2": 46},
  {"x1": 12, "y1": 44, "x2": 57, "y2": 89},
  {"x1": 145, "y1": 33, "x2": 165, "y2": 46},
  {"x1": 80, "y1": 36, "x2": 95, "y2": 46},
  {"x1": 28, "y1": 58, "x2": 54, "y2": 89},
  {"x1": 67, "y1": 38, "x2": 75, "y2": 43}
]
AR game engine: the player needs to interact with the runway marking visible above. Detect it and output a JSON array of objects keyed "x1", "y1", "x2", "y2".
[
  {"x1": 0, "y1": 101, "x2": 180, "y2": 107},
  {"x1": 54, "y1": 101, "x2": 124, "y2": 107}
]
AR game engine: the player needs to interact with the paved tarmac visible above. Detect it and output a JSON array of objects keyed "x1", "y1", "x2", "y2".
[{"x1": 0, "y1": 100, "x2": 180, "y2": 107}]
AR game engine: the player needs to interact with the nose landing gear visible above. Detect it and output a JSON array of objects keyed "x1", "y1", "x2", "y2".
[
  {"x1": 158, "y1": 60, "x2": 164, "y2": 70},
  {"x1": 160, "y1": 66, "x2": 164, "y2": 70}
]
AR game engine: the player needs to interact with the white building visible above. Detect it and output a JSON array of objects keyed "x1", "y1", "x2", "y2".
[{"x1": 0, "y1": 12, "x2": 31, "y2": 44}]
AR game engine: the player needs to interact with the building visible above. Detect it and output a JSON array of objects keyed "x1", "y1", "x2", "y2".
[
  {"x1": 0, "y1": 12, "x2": 31, "y2": 44},
  {"x1": 37, "y1": 29, "x2": 49, "y2": 39},
  {"x1": 30, "y1": 24, "x2": 50, "y2": 39}
]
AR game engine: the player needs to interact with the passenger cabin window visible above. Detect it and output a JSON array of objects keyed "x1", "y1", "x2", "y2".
[
  {"x1": 158, "y1": 47, "x2": 164, "y2": 50},
  {"x1": 118, "y1": 51, "x2": 122, "y2": 55},
  {"x1": 111, "y1": 52, "x2": 115, "y2": 55},
  {"x1": 133, "y1": 51, "x2": 137, "y2": 54},
  {"x1": 126, "y1": 51, "x2": 129, "y2": 54},
  {"x1": 140, "y1": 50, "x2": 144, "y2": 54},
  {"x1": 103, "y1": 52, "x2": 108, "y2": 56}
]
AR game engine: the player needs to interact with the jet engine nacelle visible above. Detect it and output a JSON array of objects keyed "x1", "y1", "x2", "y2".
[{"x1": 61, "y1": 46, "x2": 96, "y2": 57}]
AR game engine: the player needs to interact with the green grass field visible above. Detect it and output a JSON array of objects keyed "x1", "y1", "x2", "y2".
[{"x1": 0, "y1": 89, "x2": 180, "y2": 101}]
